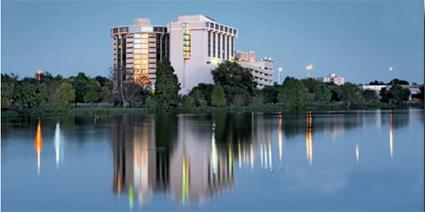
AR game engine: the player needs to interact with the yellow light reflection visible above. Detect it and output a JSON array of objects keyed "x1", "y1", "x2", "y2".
[
  {"x1": 389, "y1": 111, "x2": 393, "y2": 159},
  {"x1": 306, "y1": 112, "x2": 313, "y2": 166},
  {"x1": 34, "y1": 120, "x2": 42, "y2": 175},
  {"x1": 181, "y1": 156, "x2": 190, "y2": 204},
  {"x1": 278, "y1": 113, "x2": 283, "y2": 161}
]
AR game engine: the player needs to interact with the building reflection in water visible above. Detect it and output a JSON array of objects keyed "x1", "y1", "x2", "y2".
[
  {"x1": 306, "y1": 112, "x2": 313, "y2": 166},
  {"x1": 389, "y1": 111, "x2": 393, "y2": 159},
  {"x1": 54, "y1": 122, "x2": 64, "y2": 168},
  {"x1": 355, "y1": 144, "x2": 360, "y2": 163},
  {"x1": 278, "y1": 112, "x2": 283, "y2": 161},
  {"x1": 34, "y1": 120, "x2": 42, "y2": 175},
  {"x1": 170, "y1": 115, "x2": 234, "y2": 205},
  {"x1": 112, "y1": 116, "x2": 165, "y2": 209},
  {"x1": 110, "y1": 111, "x2": 380, "y2": 207}
]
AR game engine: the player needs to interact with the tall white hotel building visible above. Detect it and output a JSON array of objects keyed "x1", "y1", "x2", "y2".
[{"x1": 169, "y1": 15, "x2": 238, "y2": 94}]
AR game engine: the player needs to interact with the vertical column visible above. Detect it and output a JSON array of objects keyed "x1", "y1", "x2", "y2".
[{"x1": 217, "y1": 33, "x2": 220, "y2": 59}]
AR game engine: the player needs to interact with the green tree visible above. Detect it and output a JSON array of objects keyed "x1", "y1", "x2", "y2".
[
  {"x1": 211, "y1": 83, "x2": 227, "y2": 106},
  {"x1": 278, "y1": 77, "x2": 308, "y2": 110},
  {"x1": 53, "y1": 81, "x2": 75, "y2": 108},
  {"x1": 301, "y1": 78, "x2": 321, "y2": 93},
  {"x1": 84, "y1": 90, "x2": 100, "y2": 104},
  {"x1": 379, "y1": 88, "x2": 391, "y2": 103},
  {"x1": 262, "y1": 85, "x2": 279, "y2": 104},
  {"x1": 330, "y1": 86, "x2": 343, "y2": 102},
  {"x1": 388, "y1": 78, "x2": 409, "y2": 85},
  {"x1": 211, "y1": 61, "x2": 256, "y2": 105},
  {"x1": 1, "y1": 73, "x2": 17, "y2": 109},
  {"x1": 154, "y1": 58, "x2": 181, "y2": 112},
  {"x1": 339, "y1": 83, "x2": 364, "y2": 108},
  {"x1": 189, "y1": 83, "x2": 214, "y2": 106},
  {"x1": 362, "y1": 89, "x2": 378, "y2": 103},
  {"x1": 389, "y1": 85, "x2": 410, "y2": 104},
  {"x1": 313, "y1": 83, "x2": 331, "y2": 103},
  {"x1": 181, "y1": 95, "x2": 194, "y2": 108},
  {"x1": 15, "y1": 80, "x2": 48, "y2": 111}
]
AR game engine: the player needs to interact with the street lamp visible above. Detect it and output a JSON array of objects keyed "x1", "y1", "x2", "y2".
[{"x1": 278, "y1": 67, "x2": 283, "y2": 85}]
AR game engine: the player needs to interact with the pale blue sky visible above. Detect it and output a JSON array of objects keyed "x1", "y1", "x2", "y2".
[{"x1": 1, "y1": 0, "x2": 423, "y2": 84}]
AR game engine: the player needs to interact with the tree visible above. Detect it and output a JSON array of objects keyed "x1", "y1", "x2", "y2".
[
  {"x1": 211, "y1": 61, "x2": 257, "y2": 104},
  {"x1": 389, "y1": 85, "x2": 410, "y2": 104},
  {"x1": 330, "y1": 86, "x2": 343, "y2": 102},
  {"x1": 313, "y1": 83, "x2": 331, "y2": 103},
  {"x1": 262, "y1": 86, "x2": 279, "y2": 104},
  {"x1": 154, "y1": 58, "x2": 181, "y2": 112},
  {"x1": 84, "y1": 90, "x2": 100, "y2": 104},
  {"x1": 339, "y1": 83, "x2": 364, "y2": 108},
  {"x1": 53, "y1": 81, "x2": 75, "y2": 108},
  {"x1": 388, "y1": 79, "x2": 409, "y2": 85},
  {"x1": 189, "y1": 83, "x2": 214, "y2": 106},
  {"x1": 301, "y1": 78, "x2": 321, "y2": 93},
  {"x1": 362, "y1": 89, "x2": 378, "y2": 103},
  {"x1": 379, "y1": 88, "x2": 391, "y2": 103},
  {"x1": 369, "y1": 80, "x2": 386, "y2": 85},
  {"x1": 278, "y1": 77, "x2": 308, "y2": 109},
  {"x1": 211, "y1": 83, "x2": 227, "y2": 106},
  {"x1": 181, "y1": 95, "x2": 194, "y2": 108},
  {"x1": 15, "y1": 81, "x2": 48, "y2": 111},
  {"x1": 1, "y1": 73, "x2": 17, "y2": 109}
]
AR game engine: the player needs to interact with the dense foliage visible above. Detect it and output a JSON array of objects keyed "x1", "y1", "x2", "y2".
[
  {"x1": 154, "y1": 59, "x2": 181, "y2": 112},
  {"x1": 211, "y1": 61, "x2": 257, "y2": 106},
  {"x1": 1, "y1": 72, "x2": 110, "y2": 113}
]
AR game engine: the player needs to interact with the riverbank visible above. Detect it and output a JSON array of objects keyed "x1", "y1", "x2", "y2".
[{"x1": 1, "y1": 102, "x2": 423, "y2": 119}]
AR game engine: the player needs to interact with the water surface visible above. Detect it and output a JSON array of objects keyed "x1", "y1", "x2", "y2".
[{"x1": 2, "y1": 109, "x2": 423, "y2": 211}]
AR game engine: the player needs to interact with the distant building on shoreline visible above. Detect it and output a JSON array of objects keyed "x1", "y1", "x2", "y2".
[
  {"x1": 360, "y1": 84, "x2": 421, "y2": 101},
  {"x1": 317, "y1": 73, "x2": 345, "y2": 85},
  {"x1": 236, "y1": 50, "x2": 274, "y2": 88}
]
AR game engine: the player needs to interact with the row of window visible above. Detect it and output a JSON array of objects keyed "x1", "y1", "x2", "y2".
[
  {"x1": 208, "y1": 31, "x2": 234, "y2": 59},
  {"x1": 205, "y1": 22, "x2": 237, "y2": 34}
]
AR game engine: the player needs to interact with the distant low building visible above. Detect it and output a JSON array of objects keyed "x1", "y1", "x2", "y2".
[
  {"x1": 236, "y1": 51, "x2": 274, "y2": 88},
  {"x1": 360, "y1": 84, "x2": 422, "y2": 101},
  {"x1": 317, "y1": 73, "x2": 345, "y2": 85}
]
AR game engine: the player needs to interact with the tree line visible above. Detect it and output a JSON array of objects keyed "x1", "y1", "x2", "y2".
[{"x1": 1, "y1": 59, "x2": 423, "y2": 114}]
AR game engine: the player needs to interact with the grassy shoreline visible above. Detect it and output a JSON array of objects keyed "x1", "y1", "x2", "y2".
[{"x1": 1, "y1": 102, "x2": 423, "y2": 119}]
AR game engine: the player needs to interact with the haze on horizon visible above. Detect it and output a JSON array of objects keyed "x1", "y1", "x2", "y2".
[{"x1": 1, "y1": 0, "x2": 424, "y2": 84}]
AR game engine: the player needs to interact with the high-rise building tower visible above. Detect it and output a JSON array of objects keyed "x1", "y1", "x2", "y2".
[
  {"x1": 111, "y1": 18, "x2": 169, "y2": 90},
  {"x1": 169, "y1": 15, "x2": 238, "y2": 94}
]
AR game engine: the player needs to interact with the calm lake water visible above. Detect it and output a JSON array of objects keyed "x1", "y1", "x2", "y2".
[{"x1": 1, "y1": 109, "x2": 424, "y2": 211}]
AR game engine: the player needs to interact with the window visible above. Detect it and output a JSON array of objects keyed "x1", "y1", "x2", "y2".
[
  {"x1": 220, "y1": 25, "x2": 223, "y2": 31},
  {"x1": 208, "y1": 31, "x2": 211, "y2": 57},
  {"x1": 215, "y1": 24, "x2": 219, "y2": 30},
  {"x1": 205, "y1": 22, "x2": 209, "y2": 27},
  {"x1": 212, "y1": 32, "x2": 216, "y2": 57},
  {"x1": 231, "y1": 37, "x2": 234, "y2": 57},
  {"x1": 226, "y1": 36, "x2": 229, "y2": 60},
  {"x1": 217, "y1": 33, "x2": 221, "y2": 58},
  {"x1": 222, "y1": 34, "x2": 225, "y2": 59},
  {"x1": 225, "y1": 27, "x2": 228, "y2": 32}
]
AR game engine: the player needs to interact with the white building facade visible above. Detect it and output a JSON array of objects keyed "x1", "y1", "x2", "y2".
[
  {"x1": 169, "y1": 15, "x2": 238, "y2": 94},
  {"x1": 236, "y1": 51, "x2": 274, "y2": 88},
  {"x1": 318, "y1": 73, "x2": 345, "y2": 85}
]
